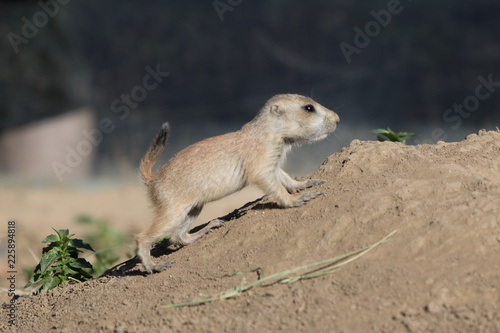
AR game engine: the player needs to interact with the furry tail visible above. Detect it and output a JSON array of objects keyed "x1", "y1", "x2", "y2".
[{"x1": 140, "y1": 122, "x2": 170, "y2": 183}]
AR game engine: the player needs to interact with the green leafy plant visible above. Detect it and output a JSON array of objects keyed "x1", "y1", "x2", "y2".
[
  {"x1": 24, "y1": 228, "x2": 94, "y2": 292},
  {"x1": 76, "y1": 215, "x2": 131, "y2": 277},
  {"x1": 371, "y1": 127, "x2": 416, "y2": 145}
]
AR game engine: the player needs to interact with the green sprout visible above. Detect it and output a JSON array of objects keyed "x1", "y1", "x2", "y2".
[
  {"x1": 24, "y1": 228, "x2": 94, "y2": 292},
  {"x1": 371, "y1": 127, "x2": 416, "y2": 145}
]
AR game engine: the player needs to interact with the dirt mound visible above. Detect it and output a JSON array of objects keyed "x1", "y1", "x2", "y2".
[{"x1": 3, "y1": 129, "x2": 500, "y2": 332}]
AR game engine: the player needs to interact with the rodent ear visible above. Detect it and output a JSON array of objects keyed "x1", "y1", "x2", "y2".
[{"x1": 270, "y1": 104, "x2": 283, "y2": 115}]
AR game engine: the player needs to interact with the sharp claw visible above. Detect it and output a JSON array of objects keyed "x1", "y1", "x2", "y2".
[{"x1": 151, "y1": 261, "x2": 173, "y2": 273}]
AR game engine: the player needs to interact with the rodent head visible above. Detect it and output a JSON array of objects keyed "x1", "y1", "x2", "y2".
[{"x1": 258, "y1": 94, "x2": 340, "y2": 144}]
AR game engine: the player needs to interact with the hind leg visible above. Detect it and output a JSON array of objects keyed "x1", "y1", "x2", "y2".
[
  {"x1": 136, "y1": 209, "x2": 187, "y2": 274},
  {"x1": 136, "y1": 230, "x2": 172, "y2": 274},
  {"x1": 170, "y1": 206, "x2": 224, "y2": 246},
  {"x1": 137, "y1": 206, "x2": 224, "y2": 273}
]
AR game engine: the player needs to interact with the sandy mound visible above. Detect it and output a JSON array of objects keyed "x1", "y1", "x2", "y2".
[{"x1": 2, "y1": 129, "x2": 500, "y2": 332}]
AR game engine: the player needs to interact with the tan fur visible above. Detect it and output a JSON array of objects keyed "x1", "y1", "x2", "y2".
[{"x1": 136, "y1": 94, "x2": 340, "y2": 273}]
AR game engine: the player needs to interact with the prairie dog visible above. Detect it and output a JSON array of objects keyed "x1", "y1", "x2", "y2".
[{"x1": 137, "y1": 94, "x2": 340, "y2": 273}]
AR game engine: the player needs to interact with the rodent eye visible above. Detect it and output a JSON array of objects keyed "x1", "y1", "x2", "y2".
[{"x1": 303, "y1": 104, "x2": 315, "y2": 112}]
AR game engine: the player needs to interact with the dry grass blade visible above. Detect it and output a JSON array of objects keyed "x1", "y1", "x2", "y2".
[{"x1": 162, "y1": 230, "x2": 396, "y2": 309}]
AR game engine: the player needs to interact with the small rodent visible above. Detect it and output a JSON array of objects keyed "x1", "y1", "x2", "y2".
[{"x1": 136, "y1": 94, "x2": 340, "y2": 273}]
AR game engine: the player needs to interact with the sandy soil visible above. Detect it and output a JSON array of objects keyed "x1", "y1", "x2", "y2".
[{"x1": 1, "y1": 129, "x2": 500, "y2": 332}]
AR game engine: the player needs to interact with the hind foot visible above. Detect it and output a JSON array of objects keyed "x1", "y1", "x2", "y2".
[
  {"x1": 206, "y1": 218, "x2": 224, "y2": 229},
  {"x1": 172, "y1": 218, "x2": 225, "y2": 246},
  {"x1": 147, "y1": 260, "x2": 173, "y2": 274}
]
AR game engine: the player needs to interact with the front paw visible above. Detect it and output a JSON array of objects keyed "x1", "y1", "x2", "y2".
[
  {"x1": 292, "y1": 179, "x2": 325, "y2": 192},
  {"x1": 286, "y1": 179, "x2": 325, "y2": 194},
  {"x1": 303, "y1": 179, "x2": 325, "y2": 188},
  {"x1": 292, "y1": 191, "x2": 323, "y2": 207}
]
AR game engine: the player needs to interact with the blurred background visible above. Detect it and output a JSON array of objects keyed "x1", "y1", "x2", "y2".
[
  {"x1": 1, "y1": 0, "x2": 499, "y2": 184},
  {"x1": 0, "y1": 0, "x2": 499, "y2": 293}
]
